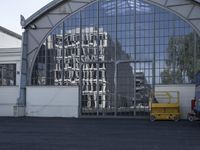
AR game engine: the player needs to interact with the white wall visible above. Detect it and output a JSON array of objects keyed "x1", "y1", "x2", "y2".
[
  {"x1": 0, "y1": 28, "x2": 21, "y2": 116},
  {"x1": 155, "y1": 84, "x2": 195, "y2": 119},
  {"x1": 0, "y1": 32, "x2": 21, "y2": 48},
  {"x1": 26, "y1": 86, "x2": 79, "y2": 118},
  {"x1": 0, "y1": 30, "x2": 22, "y2": 86},
  {"x1": 0, "y1": 86, "x2": 19, "y2": 116}
]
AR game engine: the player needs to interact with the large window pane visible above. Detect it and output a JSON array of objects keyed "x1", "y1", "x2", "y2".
[{"x1": 0, "y1": 64, "x2": 16, "y2": 86}]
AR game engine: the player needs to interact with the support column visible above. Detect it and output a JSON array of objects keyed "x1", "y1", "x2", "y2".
[{"x1": 15, "y1": 31, "x2": 27, "y2": 117}]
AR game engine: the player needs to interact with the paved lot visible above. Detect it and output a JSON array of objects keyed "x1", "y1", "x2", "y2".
[{"x1": 0, "y1": 117, "x2": 199, "y2": 150}]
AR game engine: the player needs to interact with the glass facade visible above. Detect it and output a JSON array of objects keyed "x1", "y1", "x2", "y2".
[
  {"x1": 0, "y1": 64, "x2": 16, "y2": 86},
  {"x1": 31, "y1": 0, "x2": 200, "y2": 116}
]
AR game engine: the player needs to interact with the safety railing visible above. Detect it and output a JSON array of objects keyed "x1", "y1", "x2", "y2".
[{"x1": 154, "y1": 91, "x2": 180, "y2": 104}]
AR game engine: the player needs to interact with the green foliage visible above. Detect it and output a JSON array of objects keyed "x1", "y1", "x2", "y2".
[{"x1": 161, "y1": 32, "x2": 199, "y2": 84}]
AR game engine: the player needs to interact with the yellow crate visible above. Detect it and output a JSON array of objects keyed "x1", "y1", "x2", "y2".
[{"x1": 150, "y1": 91, "x2": 180, "y2": 121}]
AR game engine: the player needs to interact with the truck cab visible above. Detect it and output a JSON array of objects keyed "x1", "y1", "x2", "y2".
[{"x1": 188, "y1": 71, "x2": 200, "y2": 121}]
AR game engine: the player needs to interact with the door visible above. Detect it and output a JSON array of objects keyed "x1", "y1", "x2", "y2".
[
  {"x1": 116, "y1": 62, "x2": 151, "y2": 117},
  {"x1": 80, "y1": 61, "x2": 152, "y2": 117}
]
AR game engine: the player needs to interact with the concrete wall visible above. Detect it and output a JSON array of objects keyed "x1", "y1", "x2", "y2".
[
  {"x1": 26, "y1": 86, "x2": 79, "y2": 118},
  {"x1": 155, "y1": 84, "x2": 195, "y2": 119},
  {"x1": 0, "y1": 86, "x2": 19, "y2": 116},
  {"x1": 0, "y1": 84, "x2": 195, "y2": 118}
]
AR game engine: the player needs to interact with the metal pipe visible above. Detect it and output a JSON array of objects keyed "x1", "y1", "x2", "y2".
[
  {"x1": 152, "y1": 6, "x2": 156, "y2": 98},
  {"x1": 96, "y1": 1, "x2": 100, "y2": 116},
  {"x1": 133, "y1": 0, "x2": 137, "y2": 117},
  {"x1": 194, "y1": 32, "x2": 197, "y2": 81},
  {"x1": 114, "y1": 0, "x2": 118, "y2": 116},
  {"x1": 45, "y1": 39, "x2": 48, "y2": 85},
  {"x1": 78, "y1": 11, "x2": 83, "y2": 117},
  {"x1": 62, "y1": 22, "x2": 65, "y2": 85}
]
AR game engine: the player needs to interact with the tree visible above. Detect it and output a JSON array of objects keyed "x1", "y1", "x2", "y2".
[{"x1": 161, "y1": 32, "x2": 199, "y2": 84}]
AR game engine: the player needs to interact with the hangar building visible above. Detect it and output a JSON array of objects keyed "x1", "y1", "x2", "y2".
[{"x1": 2, "y1": 0, "x2": 200, "y2": 118}]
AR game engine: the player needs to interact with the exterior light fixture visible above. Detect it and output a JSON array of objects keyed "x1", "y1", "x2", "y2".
[{"x1": 29, "y1": 24, "x2": 37, "y2": 30}]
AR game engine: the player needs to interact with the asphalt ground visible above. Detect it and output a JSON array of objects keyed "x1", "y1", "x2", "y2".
[{"x1": 0, "y1": 117, "x2": 199, "y2": 150}]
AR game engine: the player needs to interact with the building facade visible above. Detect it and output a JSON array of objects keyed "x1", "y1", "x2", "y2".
[
  {"x1": 14, "y1": 0, "x2": 200, "y2": 118},
  {"x1": 0, "y1": 26, "x2": 21, "y2": 116}
]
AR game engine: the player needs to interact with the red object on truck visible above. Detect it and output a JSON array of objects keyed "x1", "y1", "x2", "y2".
[{"x1": 191, "y1": 99, "x2": 196, "y2": 111}]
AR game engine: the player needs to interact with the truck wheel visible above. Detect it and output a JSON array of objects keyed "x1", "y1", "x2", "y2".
[
  {"x1": 188, "y1": 115, "x2": 194, "y2": 122},
  {"x1": 173, "y1": 116, "x2": 179, "y2": 122},
  {"x1": 150, "y1": 115, "x2": 156, "y2": 122}
]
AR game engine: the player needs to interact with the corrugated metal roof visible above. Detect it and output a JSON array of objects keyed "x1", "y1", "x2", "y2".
[
  {"x1": 22, "y1": 0, "x2": 200, "y2": 28},
  {"x1": 22, "y1": 0, "x2": 65, "y2": 28},
  {"x1": 22, "y1": 0, "x2": 95, "y2": 28},
  {"x1": 0, "y1": 26, "x2": 22, "y2": 40},
  {"x1": 193, "y1": 0, "x2": 200, "y2": 3}
]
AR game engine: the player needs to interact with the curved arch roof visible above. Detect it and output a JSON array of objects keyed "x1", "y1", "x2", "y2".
[{"x1": 22, "y1": 0, "x2": 200, "y2": 86}]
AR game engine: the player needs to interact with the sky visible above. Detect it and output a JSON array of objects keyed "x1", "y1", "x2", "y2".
[{"x1": 0, "y1": 0, "x2": 52, "y2": 35}]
